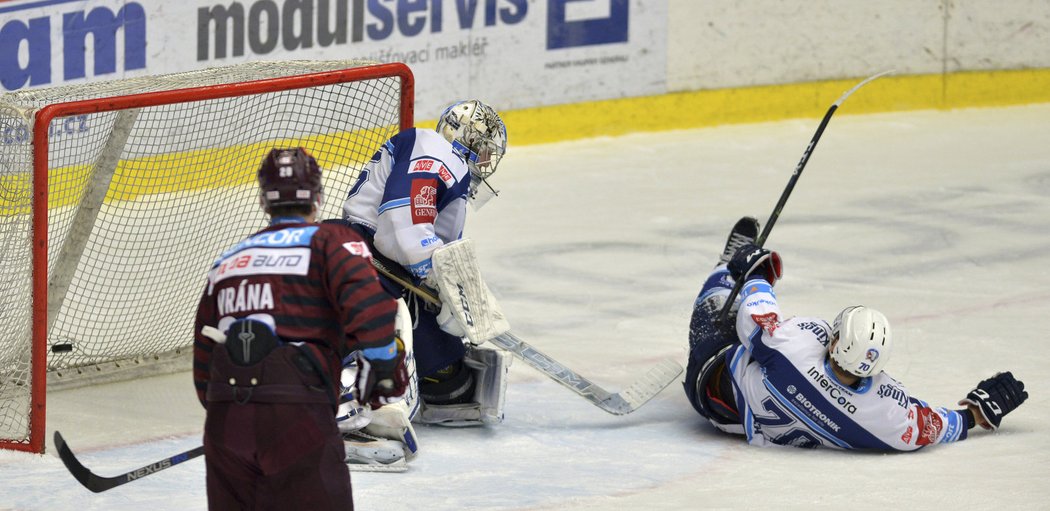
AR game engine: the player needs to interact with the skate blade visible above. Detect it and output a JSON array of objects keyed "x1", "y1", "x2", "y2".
[{"x1": 346, "y1": 458, "x2": 408, "y2": 473}]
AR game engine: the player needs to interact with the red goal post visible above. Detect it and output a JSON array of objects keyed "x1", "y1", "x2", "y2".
[{"x1": 0, "y1": 60, "x2": 413, "y2": 453}]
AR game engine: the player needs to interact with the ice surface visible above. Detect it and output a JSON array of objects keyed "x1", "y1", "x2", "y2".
[{"x1": 2, "y1": 104, "x2": 1048, "y2": 510}]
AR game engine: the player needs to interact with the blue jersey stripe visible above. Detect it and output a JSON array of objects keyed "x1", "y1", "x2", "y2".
[
  {"x1": 740, "y1": 279, "x2": 774, "y2": 299},
  {"x1": 378, "y1": 197, "x2": 411, "y2": 215}
]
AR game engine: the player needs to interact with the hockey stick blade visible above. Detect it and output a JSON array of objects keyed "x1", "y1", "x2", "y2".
[
  {"x1": 490, "y1": 332, "x2": 684, "y2": 415},
  {"x1": 368, "y1": 256, "x2": 683, "y2": 414},
  {"x1": 54, "y1": 431, "x2": 204, "y2": 493}
]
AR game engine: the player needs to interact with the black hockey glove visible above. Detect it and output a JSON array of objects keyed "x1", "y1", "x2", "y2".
[
  {"x1": 356, "y1": 337, "x2": 409, "y2": 409},
  {"x1": 727, "y1": 243, "x2": 783, "y2": 286},
  {"x1": 959, "y1": 371, "x2": 1028, "y2": 431}
]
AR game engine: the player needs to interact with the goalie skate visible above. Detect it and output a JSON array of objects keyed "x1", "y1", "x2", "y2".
[{"x1": 344, "y1": 430, "x2": 409, "y2": 473}]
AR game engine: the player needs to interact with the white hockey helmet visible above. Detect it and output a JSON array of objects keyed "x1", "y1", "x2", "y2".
[
  {"x1": 829, "y1": 306, "x2": 892, "y2": 378},
  {"x1": 436, "y1": 100, "x2": 507, "y2": 205}
]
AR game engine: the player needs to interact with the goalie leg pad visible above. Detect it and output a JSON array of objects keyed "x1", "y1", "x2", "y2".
[
  {"x1": 684, "y1": 289, "x2": 744, "y2": 434},
  {"x1": 361, "y1": 400, "x2": 419, "y2": 459},
  {"x1": 394, "y1": 297, "x2": 420, "y2": 421},
  {"x1": 416, "y1": 346, "x2": 510, "y2": 426},
  {"x1": 465, "y1": 346, "x2": 510, "y2": 425}
]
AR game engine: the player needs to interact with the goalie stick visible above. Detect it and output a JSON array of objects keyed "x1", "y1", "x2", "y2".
[
  {"x1": 369, "y1": 254, "x2": 683, "y2": 415},
  {"x1": 717, "y1": 70, "x2": 894, "y2": 323}
]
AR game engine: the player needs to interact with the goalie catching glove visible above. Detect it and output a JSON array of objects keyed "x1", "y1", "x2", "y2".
[
  {"x1": 356, "y1": 337, "x2": 409, "y2": 408},
  {"x1": 728, "y1": 242, "x2": 783, "y2": 286},
  {"x1": 959, "y1": 371, "x2": 1028, "y2": 431}
]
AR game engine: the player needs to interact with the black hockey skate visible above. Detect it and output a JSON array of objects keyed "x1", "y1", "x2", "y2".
[{"x1": 717, "y1": 216, "x2": 760, "y2": 266}]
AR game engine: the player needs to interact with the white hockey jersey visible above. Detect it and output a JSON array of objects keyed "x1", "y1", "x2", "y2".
[
  {"x1": 726, "y1": 279, "x2": 969, "y2": 450},
  {"x1": 342, "y1": 128, "x2": 472, "y2": 278}
]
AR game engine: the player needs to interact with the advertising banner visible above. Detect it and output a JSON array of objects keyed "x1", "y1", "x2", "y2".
[{"x1": 1, "y1": 0, "x2": 668, "y2": 117}]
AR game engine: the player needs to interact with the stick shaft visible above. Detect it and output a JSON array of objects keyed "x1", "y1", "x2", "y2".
[{"x1": 718, "y1": 71, "x2": 892, "y2": 323}]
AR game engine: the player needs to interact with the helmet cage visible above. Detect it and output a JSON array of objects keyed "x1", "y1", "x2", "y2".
[{"x1": 437, "y1": 100, "x2": 507, "y2": 187}]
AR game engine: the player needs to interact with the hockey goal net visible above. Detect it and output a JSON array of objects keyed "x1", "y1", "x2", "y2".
[{"x1": 0, "y1": 60, "x2": 413, "y2": 453}]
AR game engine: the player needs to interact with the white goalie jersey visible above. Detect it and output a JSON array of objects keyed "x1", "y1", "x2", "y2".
[
  {"x1": 726, "y1": 279, "x2": 969, "y2": 450},
  {"x1": 342, "y1": 128, "x2": 473, "y2": 279}
]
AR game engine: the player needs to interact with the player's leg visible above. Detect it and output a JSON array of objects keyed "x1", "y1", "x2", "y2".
[
  {"x1": 690, "y1": 216, "x2": 760, "y2": 342},
  {"x1": 416, "y1": 343, "x2": 509, "y2": 426},
  {"x1": 410, "y1": 238, "x2": 511, "y2": 426},
  {"x1": 205, "y1": 318, "x2": 353, "y2": 508},
  {"x1": 682, "y1": 217, "x2": 759, "y2": 432},
  {"x1": 411, "y1": 307, "x2": 509, "y2": 426},
  {"x1": 255, "y1": 402, "x2": 355, "y2": 511},
  {"x1": 412, "y1": 305, "x2": 469, "y2": 384},
  {"x1": 683, "y1": 294, "x2": 742, "y2": 429},
  {"x1": 412, "y1": 292, "x2": 510, "y2": 426},
  {"x1": 204, "y1": 401, "x2": 260, "y2": 510}
]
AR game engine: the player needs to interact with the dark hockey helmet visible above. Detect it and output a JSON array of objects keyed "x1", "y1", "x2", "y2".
[{"x1": 257, "y1": 147, "x2": 323, "y2": 212}]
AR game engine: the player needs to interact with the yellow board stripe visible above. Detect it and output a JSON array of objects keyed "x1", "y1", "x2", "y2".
[
  {"x1": 0, "y1": 129, "x2": 392, "y2": 213},
  {"x1": 499, "y1": 69, "x2": 1050, "y2": 146},
  {"x1": 2, "y1": 69, "x2": 1048, "y2": 213}
]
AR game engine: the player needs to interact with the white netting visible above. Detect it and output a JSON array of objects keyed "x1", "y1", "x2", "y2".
[{"x1": 0, "y1": 60, "x2": 408, "y2": 448}]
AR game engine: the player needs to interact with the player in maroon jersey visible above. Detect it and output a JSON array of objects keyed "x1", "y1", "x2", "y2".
[{"x1": 193, "y1": 147, "x2": 406, "y2": 510}]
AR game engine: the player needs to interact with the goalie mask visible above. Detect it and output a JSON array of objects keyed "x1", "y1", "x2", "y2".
[
  {"x1": 257, "y1": 147, "x2": 324, "y2": 213},
  {"x1": 829, "y1": 306, "x2": 893, "y2": 378},
  {"x1": 436, "y1": 100, "x2": 507, "y2": 208}
]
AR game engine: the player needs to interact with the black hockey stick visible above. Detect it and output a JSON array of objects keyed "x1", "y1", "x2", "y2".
[
  {"x1": 54, "y1": 431, "x2": 203, "y2": 493},
  {"x1": 369, "y1": 255, "x2": 683, "y2": 415},
  {"x1": 717, "y1": 70, "x2": 893, "y2": 323}
]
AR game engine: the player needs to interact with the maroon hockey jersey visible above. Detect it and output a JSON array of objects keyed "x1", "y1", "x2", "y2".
[{"x1": 192, "y1": 218, "x2": 397, "y2": 405}]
